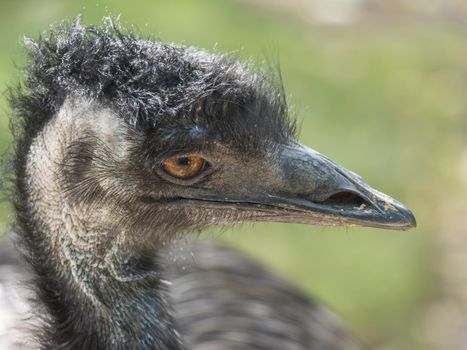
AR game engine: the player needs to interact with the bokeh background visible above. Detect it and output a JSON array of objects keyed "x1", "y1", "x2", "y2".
[{"x1": 0, "y1": 1, "x2": 466, "y2": 349}]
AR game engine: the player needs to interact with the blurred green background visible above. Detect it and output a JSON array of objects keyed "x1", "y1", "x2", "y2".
[{"x1": 1, "y1": 1, "x2": 466, "y2": 349}]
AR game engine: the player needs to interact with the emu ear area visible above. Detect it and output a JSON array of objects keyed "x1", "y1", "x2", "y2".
[{"x1": 164, "y1": 143, "x2": 416, "y2": 231}]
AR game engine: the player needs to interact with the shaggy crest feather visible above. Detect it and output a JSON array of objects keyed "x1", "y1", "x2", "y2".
[{"x1": 12, "y1": 16, "x2": 295, "y2": 139}]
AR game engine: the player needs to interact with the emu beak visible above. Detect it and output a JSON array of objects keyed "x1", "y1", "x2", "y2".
[{"x1": 254, "y1": 144, "x2": 416, "y2": 230}]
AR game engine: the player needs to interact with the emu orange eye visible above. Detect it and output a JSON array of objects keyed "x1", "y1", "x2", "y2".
[{"x1": 162, "y1": 155, "x2": 206, "y2": 179}]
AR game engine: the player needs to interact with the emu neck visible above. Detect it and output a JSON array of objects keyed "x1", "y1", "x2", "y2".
[{"x1": 22, "y1": 99, "x2": 181, "y2": 350}]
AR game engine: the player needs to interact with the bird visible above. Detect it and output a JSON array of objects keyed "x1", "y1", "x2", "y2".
[{"x1": 0, "y1": 17, "x2": 416, "y2": 350}]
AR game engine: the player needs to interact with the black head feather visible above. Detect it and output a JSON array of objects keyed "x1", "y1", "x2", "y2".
[{"x1": 11, "y1": 17, "x2": 295, "y2": 150}]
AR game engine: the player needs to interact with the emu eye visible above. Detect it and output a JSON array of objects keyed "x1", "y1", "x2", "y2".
[{"x1": 162, "y1": 155, "x2": 207, "y2": 179}]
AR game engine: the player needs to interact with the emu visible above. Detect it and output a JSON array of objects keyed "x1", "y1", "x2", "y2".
[{"x1": 0, "y1": 18, "x2": 415, "y2": 350}]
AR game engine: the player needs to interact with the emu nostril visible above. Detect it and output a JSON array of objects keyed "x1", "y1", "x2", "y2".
[{"x1": 323, "y1": 191, "x2": 369, "y2": 208}]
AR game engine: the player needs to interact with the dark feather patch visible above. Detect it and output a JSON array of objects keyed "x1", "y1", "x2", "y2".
[{"x1": 11, "y1": 16, "x2": 295, "y2": 144}]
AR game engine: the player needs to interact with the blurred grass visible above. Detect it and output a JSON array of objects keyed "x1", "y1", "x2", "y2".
[{"x1": 0, "y1": 1, "x2": 465, "y2": 349}]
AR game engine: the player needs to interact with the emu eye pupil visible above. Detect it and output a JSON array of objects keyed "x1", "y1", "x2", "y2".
[
  {"x1": 178, "y1": 157, "x2": 190, "y2": 166},
  {"x1": 162, "y1": 155, "x2": 206, "y2": 179}
]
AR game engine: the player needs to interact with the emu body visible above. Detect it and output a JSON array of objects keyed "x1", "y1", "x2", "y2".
[{"x1": 3, "y1": 18, "x2": 415, "y2": 349}]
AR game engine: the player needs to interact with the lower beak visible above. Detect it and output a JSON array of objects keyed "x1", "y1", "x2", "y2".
[{"x1": 250, "y1": 190, "x2": 416, "y2": 230}]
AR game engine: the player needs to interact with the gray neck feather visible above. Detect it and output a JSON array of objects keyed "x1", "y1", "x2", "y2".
[{"x1": 25, "y1": 97, "x2": 181, "y2": 349}]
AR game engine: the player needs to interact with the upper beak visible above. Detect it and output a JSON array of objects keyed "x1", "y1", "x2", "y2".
[{"x1": 253, "y1": 144, "x2": 416, "y2": 230}]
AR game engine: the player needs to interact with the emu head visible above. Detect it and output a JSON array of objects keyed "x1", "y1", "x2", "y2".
[
  {"x1": 19, "y1": 20, "x2": 415, "y2": 267},
  {"x1": 58, "y1": 97, "x2": 415, "y2": 240}
]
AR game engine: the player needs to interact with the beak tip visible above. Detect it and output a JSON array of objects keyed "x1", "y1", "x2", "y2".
[
  {"x1": 392, "y1": 204, "x2": 417, "y2": 231},
  {"x1": 403, "y1": 209, "x2": 417, "y2": 230}
]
